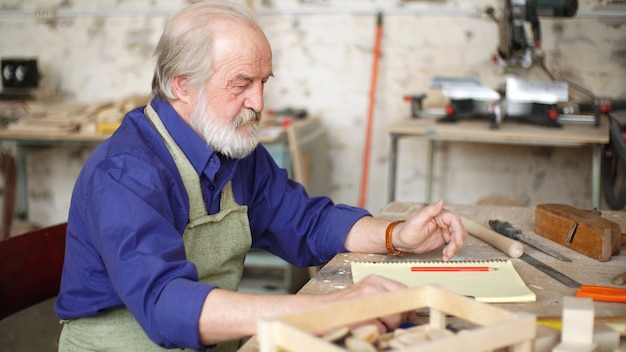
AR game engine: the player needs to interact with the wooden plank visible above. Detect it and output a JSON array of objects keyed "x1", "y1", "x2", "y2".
[{"x1": 386, "y1": 116, "x2": 609, "y2": 145}]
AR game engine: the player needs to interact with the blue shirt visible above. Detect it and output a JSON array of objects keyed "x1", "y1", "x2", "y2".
[{"x1": 54, "y1": 97, "x2": 369, "y2": 349}]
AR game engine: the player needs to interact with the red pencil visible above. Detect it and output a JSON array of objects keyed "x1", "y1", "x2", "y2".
[{"x1": 410, "y1": 266, "x2": 494, "y2": 272}]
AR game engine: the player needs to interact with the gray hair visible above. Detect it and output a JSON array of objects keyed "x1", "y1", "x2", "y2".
[{"x1": 151, "y1": 0, "x2": 259, "y2": 100}]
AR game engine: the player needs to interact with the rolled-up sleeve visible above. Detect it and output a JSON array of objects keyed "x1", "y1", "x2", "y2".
[{"x1": 154, "y1": 278, "x2": 214, "y2": 349}]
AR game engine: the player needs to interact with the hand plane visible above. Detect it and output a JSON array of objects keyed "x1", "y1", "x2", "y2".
[{"x1": 534, "y1": 203, "x2": 622, "y2": 262}]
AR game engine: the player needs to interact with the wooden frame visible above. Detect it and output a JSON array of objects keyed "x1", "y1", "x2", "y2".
[{"x1": 258, "y1": 285, "x2": 536, "y2": 352}]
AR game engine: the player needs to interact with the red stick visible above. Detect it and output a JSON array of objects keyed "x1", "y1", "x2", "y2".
[
  {"x1": 411, "y1": 267, "x2": 492, "y2": 272},
  {"x1": 358, "y1": 12, "x2": 383, "y2": 208}
]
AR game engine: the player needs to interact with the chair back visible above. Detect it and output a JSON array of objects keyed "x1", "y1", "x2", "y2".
[
  {"x1": 0, "y1": 223, "x2": 67, "y2": 320},
  {"x1": 0, "y1": 151, "x2": 16, "y2": 240}
]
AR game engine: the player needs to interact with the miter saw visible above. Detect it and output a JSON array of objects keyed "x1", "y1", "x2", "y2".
[
  {"x1": 493, "y1": 0, "x2": 578, "y2": 69},
  {"x1": 409, "y1": 0, "x2": 584, "y2": 128}
]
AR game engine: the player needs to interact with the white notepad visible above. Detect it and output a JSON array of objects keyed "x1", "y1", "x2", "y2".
[{"x1": 351, "y1": 259, "x2": 536, "y2": 303}]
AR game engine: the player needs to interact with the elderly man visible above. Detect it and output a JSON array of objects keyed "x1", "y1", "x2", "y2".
[{"x1": 54, "y1": 1, "x2": 467, "y2": 351}]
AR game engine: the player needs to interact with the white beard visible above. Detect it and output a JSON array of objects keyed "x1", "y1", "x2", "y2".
[{"x1": 188, "y1": 92, "x2": 260, "y2": 159}]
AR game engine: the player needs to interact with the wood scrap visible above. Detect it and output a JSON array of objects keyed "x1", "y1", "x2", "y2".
[{"x1": 326, "y1": 323, "x2": 457, "y2": 351}]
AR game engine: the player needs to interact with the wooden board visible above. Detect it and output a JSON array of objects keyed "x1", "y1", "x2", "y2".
[{"x1": 386, "y1": 115, "x2": 609, "y2": 146}]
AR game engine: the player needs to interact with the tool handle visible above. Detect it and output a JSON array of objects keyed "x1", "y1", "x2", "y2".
[
  {"x1": 462, "y1": 217, "x2": 524, "y2": 258},
  {"x1": 613, "y1": 271, "x2": 626, "y2": 285},
  {"x1": 488, "y1": 219, "x2": 520, "y2": 238}
]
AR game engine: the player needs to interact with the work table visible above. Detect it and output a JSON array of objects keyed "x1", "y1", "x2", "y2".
[
  {"x1": 240, "y1": 202, "x2": 626, "y2": 351},
  {"x1": 386, "y1": 115, "x2": 609, "y2": 209},
  {"x1": 333, "y1": 202, "x2": 626, "y2": 317}
]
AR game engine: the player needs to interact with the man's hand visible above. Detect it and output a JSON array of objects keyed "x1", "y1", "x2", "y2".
[
  {"x1": 344, "y1": 200, "x2": 468, "y2": 261},
  {"x1": 198, "y1": 275, "x2": 415, "y2": 344},
  {"x1": 393, "y1": 200, "x2": 467, "y2": 261},
  {"x1": 327, "y1": 275, "x2": 416, "y2": 333}
]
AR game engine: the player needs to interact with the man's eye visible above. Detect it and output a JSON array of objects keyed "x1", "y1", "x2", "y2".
[
  {"x1": 231, "y1": 84, "x2": 248, "y2": 93},
  {"x1": 237, "y1": 84, "x2": 252, "y2": 92}
]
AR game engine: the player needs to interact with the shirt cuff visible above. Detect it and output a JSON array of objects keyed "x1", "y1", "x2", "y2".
[
  {"x1": 319, "y1": 205, "x2": 371, "y2": 261},
  {"x1": 154, "y1": 277, "x2": 215, "y2": 350}
]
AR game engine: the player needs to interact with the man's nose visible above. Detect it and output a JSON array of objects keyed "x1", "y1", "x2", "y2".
[{"x1": 243, "y1": 82, "x2": 264, "y2": 113}]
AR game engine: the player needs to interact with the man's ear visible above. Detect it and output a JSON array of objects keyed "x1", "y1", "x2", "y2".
[{"x1": 171, "y1": 75, "x2": 192, "y2": 103}]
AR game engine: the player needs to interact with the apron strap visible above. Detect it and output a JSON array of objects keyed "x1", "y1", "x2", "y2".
[{"x1": 144, "y1": 102, "x2": 207, "y2": 221}]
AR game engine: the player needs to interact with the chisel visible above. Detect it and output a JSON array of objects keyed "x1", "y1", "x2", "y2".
[
  {"x1": 489, "y1": 219, "x2": 572, "y2": 262},
  {"x1": 519, "y1": 253, "x2": 580, "y2": 288},
  {"x1": 462, "y1": 218, "x2": 580, "y2": 288},
  {"x1": 520, "y1": 256, "x2": 626, "y2": 300}
]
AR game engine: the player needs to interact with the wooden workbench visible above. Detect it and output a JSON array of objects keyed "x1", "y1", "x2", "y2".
[
  {"x1": 386, "y1": 115, "x2": 610, "y2": 209},
  {"x1": 240, "y1": 202, "x2": 626, "y2": 351}
]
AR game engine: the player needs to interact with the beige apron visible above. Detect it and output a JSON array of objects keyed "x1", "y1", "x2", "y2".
[{"x1": 59, "y1": 103, "x2": 252, "y2": 351}]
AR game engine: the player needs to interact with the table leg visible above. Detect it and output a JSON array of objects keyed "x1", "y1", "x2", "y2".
[
  {"x1": 426, "y1": 140, "x2": 435, "y2": 203},
  {"x1": 591, "y1": 143, "x2": 601, "y2": 209},
  {"x1": 387, "y1": 134, "x2": 399, "y2": 203}
]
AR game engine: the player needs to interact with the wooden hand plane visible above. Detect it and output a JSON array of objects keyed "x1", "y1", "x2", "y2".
[{"x1": 534, "y1": 203, "x2": 623, "y2": 262}]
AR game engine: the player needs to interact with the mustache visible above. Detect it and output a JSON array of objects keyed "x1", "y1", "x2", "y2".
[{"x1": 234, "y1": 109, "x2": 260, "y2": 128}]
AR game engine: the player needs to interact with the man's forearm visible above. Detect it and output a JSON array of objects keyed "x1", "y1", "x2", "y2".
[
  {"x1": 197, "y1": 289, "x2": 329, "y2": 345},
  {"x1": 343, "y1": 216, "x2": 391, "y2": 254}
]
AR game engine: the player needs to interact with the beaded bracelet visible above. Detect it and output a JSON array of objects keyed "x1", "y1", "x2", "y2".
[{"x1": 385, "y1": 220, "x2": 406, "y2": 257}]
